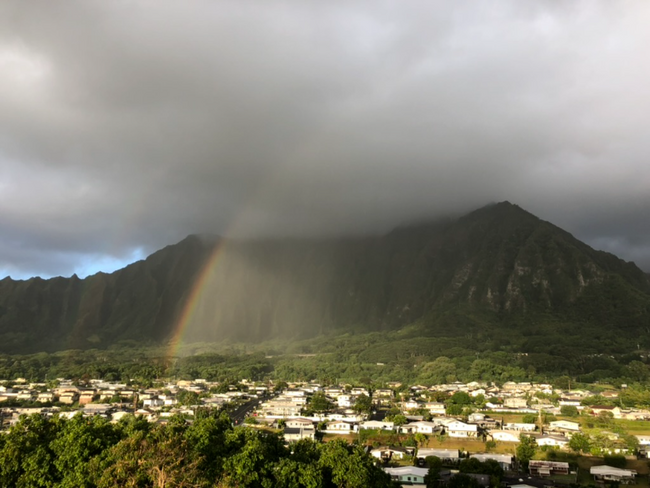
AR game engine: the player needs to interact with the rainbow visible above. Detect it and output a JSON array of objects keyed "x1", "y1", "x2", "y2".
[
  {"x1": 165, "y1": 240, "x2": 227, "y2": 359},
  {"x1": 162, "y1": 132, "x2": 322, "y2": 358}
]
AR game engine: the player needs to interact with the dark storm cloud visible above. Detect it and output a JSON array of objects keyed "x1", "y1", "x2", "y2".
[{"x1": 1, "y1": 0, "x2": 650, "y2": 278}]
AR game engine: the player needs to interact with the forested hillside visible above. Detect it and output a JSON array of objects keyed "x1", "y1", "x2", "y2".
[{"x1": 0, "y1": 202, "x2": 649, "y2": 354}]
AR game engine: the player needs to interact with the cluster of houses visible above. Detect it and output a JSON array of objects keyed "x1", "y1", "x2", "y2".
[
  {"x1": 381, "y1": 456, "x2": 638, "y2": 486},
  {"x1": 1, "y1": 376, "x2": 647, "y2": 485},
  {"x1": 246, "y1": 380, "x2": 649, "y2": 454},
  {"x1": 0, "y1": 377, "x2": 261, "y2": 429}
]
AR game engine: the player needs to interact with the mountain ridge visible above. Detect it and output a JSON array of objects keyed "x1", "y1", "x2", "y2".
[{"x1": 0, "y1": 201, "x2": 648, "y2": 354}]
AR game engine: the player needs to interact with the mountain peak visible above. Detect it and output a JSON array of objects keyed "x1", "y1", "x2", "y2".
[{"x1": 0, "y1": 202, "x2": 649, "y2": 354}]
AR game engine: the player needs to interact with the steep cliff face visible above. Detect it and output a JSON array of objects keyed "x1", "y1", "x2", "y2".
[{"x1": 0, "y1": 202, "x2": 648, "y2": 353}]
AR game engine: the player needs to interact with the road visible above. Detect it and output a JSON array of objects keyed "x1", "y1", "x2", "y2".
[{"x1": 229, "y1": 395, "x2": 265, "y2": 425}]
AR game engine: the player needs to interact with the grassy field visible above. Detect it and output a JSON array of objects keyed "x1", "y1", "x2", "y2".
[{"x1": 423, "y1": 437, "x2": 518, "y2": 455}]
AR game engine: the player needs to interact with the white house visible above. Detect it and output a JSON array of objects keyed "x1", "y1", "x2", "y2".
[
  {"x1": 371, "y1": 447, "x2": 407, "y2": 460},
  {"x1": 504, "y1": 398, "x2": 528, "y2": 409},
  {"x1": 143, "y1": 398, "x2": 164, "y2": 408},
  {"x1": 285, "y1": 418, "x2": 314, "y2": 429},
  {"x1": 591, "y1": 465, "x2": 636, "y2": 484},
  {"x1": 417, "y1": 448, "x2": 459, "y2": 462},
  {"x1": 284, "y1": 426, "x2": 315, "y2": 442},
  {"x1": 536, "y1": 434, "x2": 569, "y2": 449},
  {"x1": 505, "y1": 423, "x2": 536, "y2": 432},
  {"x1": 337, "y1": 395, "x2": 352, "y2": 408},
  {"x1": 470, "y1": 453, "x2": 514, "y2": 470},
  {"x1": 425, "y1": 402, "x2": 446, "y2": 415},
  {"x1": 489, "y1": 430, "x2": 521, "y2": 443},
  {"x1": 549, "y1": 420, "x2": 580, "y2": 432},
  {"x1": 384, "y1": 466, "x2": 428, "y2": 485},
  {"x1": 444, "y1": 420, "x2": 478, "y2": 438},
  {"x1": 400, "y1": 421, "x2": 440, "y2": 435},
  {"x1": 325, "y1": 421, "x2": 353, "y2": 434},
  {"x1": 360, "y1": 420, "x2": 394, "y2": 431}
]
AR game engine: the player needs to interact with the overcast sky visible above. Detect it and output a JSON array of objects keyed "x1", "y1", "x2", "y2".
[{"x1": 1, "y1": 1, "x2": 650, "y2": 279}]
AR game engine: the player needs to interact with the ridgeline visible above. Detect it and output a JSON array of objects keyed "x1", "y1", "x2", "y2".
[{"x1": 1, "y1": 202, "x2": 649, "y2": 355}]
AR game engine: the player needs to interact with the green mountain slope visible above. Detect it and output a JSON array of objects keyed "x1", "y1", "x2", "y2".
[{"x1": 0, "y1": 202, "x2": 648, "y2": 354}]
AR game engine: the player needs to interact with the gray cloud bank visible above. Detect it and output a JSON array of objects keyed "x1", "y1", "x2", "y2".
[{"x1": 1, "y1": 0, "x2": 650, "y2": 279}]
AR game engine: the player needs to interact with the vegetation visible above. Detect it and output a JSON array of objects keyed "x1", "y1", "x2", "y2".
[
  {"x1": 1, "y1": 202, "x2": 649, "y2": 362},
  {"x1": 516, "y1": 435, "x2": 537, "y2": 468},
  {"x1": 3, "y1": 335, "x2": 650, "y2": 393},
  {"x1": 0, "y1": 412, "x2": 398, "y2": 487}
]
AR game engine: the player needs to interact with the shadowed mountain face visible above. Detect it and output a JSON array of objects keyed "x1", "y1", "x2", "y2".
[{"x1": 1, "y1": 202, "x2": 649, "y2": 354}]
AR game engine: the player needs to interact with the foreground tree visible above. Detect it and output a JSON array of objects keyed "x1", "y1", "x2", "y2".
[
  {"x1": 516, "y1": 435, "x2": 537, "y2": 469},
  {"x1": 568, "y1": 432, "x2": 591, "y2": 454}
]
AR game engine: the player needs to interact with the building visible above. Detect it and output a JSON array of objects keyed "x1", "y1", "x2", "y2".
[
  {"x1": 283, "y1": 425, "x2": 315, "y2": 442},
  {"x1": 535, "y1": 434, "x2": 569, "y2": 449},
  {"x1": 359, "y1": 420, "x2": 394, "y2": 431},
  {"x1": 417, "y1": 448, "x2": 459, "y2": 463},
  {"x1": 400, "y1": 421, "x2": 441, "y2": 435},
  {"x1": 470, "y1": 453, "x2": 514, "y2": 470},
  {"x1": 371, "y1": 447, "x2": 407, "y2": 461},
  {"x1": 590, "y1": 465, "x2": 636, "y2": 484},
  {"x1": 384, "y1": 466, "x2": 428, "y2": 485},
  {"x1": 528, "y1": 460, "x2": 569, "y2": 477},
  {"x1": 504, "y1": 397, "x2": 528, "y2": 409},
  {"x1": 489, "y1": 430, "x2": 521, "y2": 443},
  {"x1": 549, "y1": 420, "x2": 580, "y2": 432}
]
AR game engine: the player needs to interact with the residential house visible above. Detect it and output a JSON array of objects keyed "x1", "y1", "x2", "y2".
[
  {"x1": 535, "y1": 434, "x2": 569, "y2": 449},
  {"x1": 359, "y1": 420, "x2": 394, "y2": 431},
  {"x1": 324, "y1": 421, "x2": 353, "y2": 434},
  {"x1": 59, "y1": 391, "x2": 78, "y2": 405},
  {"x1": 143, "y1": 398, "x2": 164, "y2": 408},
  {"x1": 259, "y1": 398, "x2": 302, "y2": 417},
  {"x1": 505, "y1": 423, "x2": 536, "y2": 432},
  {"x1": 78, "y1": 391, "x2": 96, "y2": 405},
  {"x1": 528, "y1": 460, "x2": 569, "y2": 477},
  {"x1": 285, "y1": 418, "x2": 314, "y2": 429},
  {"x1": 591, "y1": 406, "x2": 622, "y2": 419},
  {"x1": 549, "y1": 420, "x2": 580, "y2": 433},
  {"x1": 37, "y1": 392, "x2": 54, "y2": 403},
  {"x1": 590, "y1": 465, "x2": 636, "y2": 484},
  {"x1": 425, "y1": 402, "x2": 446, "y2": 415},
  {"x1": 83, "y1": 403, "x2": 113, "y2": 416},
  {"x1": 400, "y1": 421, "x2": 440, "y2": 435},
  {"x1": 504, "y1": 397, "x2": 528, "y2": 409},
  {"x1": 337, "y1": 395, "x2": 352, "y2": 408},
  {"x1": 489, "y1": 430, "x2": 521, "y2": 443},
  {"x1": 444, "y1": 420, "x2": 478, "y2": 438},
  {"x1": 384, "y1": 466, "x2": 428, "y2": 485},
  {"x1": 371, "y1": 447, "x2": 407, "y2": 461},
  {"x1": 417, "y1": 448, "x2": 459, "y2": 463},
  {"x1": 558, "y1": 398, "x2": 581, "y2": 407},
  {"x1": 470, "y1": 453, "x2": 514, "y2": 470},
  {"x1": 283, "y1": 424, "x2": 315, "y2": 442},
  {"x1": 402, "y1": 399, "x2": 421, "y2": 410}
]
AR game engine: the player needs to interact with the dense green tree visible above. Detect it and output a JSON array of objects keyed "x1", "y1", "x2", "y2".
[
  {"x1": 177, "y1": 390, "x2": 200, "y2": 406},
  {"x1": 318, "y1": 440, "x2": 396, "y2": 488},
  {"x1": 424, "y1": 456, "x2": 443, "y2": 488},
  {"x1": 516, "y1": 435, "x2": 537, "y2": 468},
  {"x1": 0, "y1": 414, "x2": 62, "y2": 487},
  {"x1": 222, "y1": 428, "x2": 287, "y2": 487},
  {"x1": 448, "y1": 473, "x2": 481, "y2": 488},
  {"x1": 568, "y1": 433, "x2": 591, "y2": 454},
  {"x1": 391, "y1": 414, "x2": 408, "y2": 427},
  {"x1": 51, "y1": 414, "x2": 121, "y2": 488},
  {"x1": 603, "y1": 455, "x2": 627, "y2": 469},
  {"x1": 353, "y1": 394, "x2": 373, "y2": 414},
  {"x1": 560, "y1": 405, "x2": 578, "y2": 417},
  {"x1": 310, "y1": 392, "x2": 333, "y2": 413}
]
